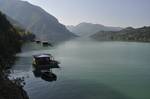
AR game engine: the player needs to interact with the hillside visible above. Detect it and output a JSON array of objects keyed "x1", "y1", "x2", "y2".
[
  {"x1": 6, "y1": 16, "x2": 25, "y2": 29},
  {"x1": 67, "y1": 22, "x2": 122, "y2": 36},
  {"x1": 0, "y1": 11, "x2": 29, "y2": 99},
  {"x1": 0, "y1": 10, "x2": 35, "y2": 70},
  {"x1": 0, "y1": 11, "x2": 22, "y2": 69},
  {"x1": 0, "y1": 0, "x2": 76, "y2": 43},
  {"x1": 91, "y1": 26, "x2": 150, "y2": 42}
]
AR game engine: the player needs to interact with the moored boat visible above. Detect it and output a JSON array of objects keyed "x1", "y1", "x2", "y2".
[
  {"x1": 32, "y1": 54, "x2": 59, "y2": 70},
  {"x1": 35, "y1": 40, "x2": 41, "y2": 44},
  {"x1": 42, "y1": 41, "x2": 52, "y2": 46},
  {"x1": 33, "y1": 69, "x2": 57, "y2": 82}
]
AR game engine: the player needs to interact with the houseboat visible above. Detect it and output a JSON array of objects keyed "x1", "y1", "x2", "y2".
[{"x1": 32, "y1": 54, "x2": 59, "y2": 70}]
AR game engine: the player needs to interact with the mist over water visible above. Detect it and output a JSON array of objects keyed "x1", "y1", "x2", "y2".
[{"x1": 11, "y1": 39, "x2": 150, "y2": 99}]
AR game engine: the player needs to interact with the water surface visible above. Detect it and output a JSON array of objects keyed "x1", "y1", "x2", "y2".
[{"x1": 11, "y1": 40, "x2": 150, "y2": 99}]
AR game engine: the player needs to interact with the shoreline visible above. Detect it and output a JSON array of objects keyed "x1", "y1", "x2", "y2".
[{"x1": 0, "y1": 75, "x2": 29, "y2": 99}]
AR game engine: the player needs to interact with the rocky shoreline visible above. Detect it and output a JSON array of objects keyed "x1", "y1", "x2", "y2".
[{"x1": 0, "y1": 77, "x2": 29, "y2": 99}]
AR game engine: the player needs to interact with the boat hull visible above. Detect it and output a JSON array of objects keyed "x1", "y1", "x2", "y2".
[{"x1": 32, "y1": 62, "x2": 59, "y2": 70}]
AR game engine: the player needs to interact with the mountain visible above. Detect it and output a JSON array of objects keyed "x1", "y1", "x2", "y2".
[
  {"x1": 6, "y1": 16, "x2": 25, "y2": 29},
  {"x1": 0, "y1": 0, "x2": 76, "y2": 43},
  {"x1": 67, "y1": 22, "x2": 122, "y2": 36},
  {"x1": 91, "y1": 26, "x2": 150, "y2": 42}
]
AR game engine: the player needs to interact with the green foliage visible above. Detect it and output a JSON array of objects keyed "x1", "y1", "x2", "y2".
[
  {"x1": 15, "y1": 27, "x2": 35, "y2": 42},
  {"x1": 0, "y1": 12, "x2": 32, "y2": 99},
  {"x1": 0, "y1": 11, "x2": 35, "y2": 73},
  {"x1": 0, "y1": 11, "x2": 21, "y2": 71}
]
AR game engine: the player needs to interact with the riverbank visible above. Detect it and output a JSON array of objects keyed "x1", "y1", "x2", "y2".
[{"x1": 0, "y1": 77, "x2": 29, "y2": 99}]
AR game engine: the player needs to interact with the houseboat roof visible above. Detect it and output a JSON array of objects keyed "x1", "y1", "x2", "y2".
[{"x1": 33, "y1": 54, "x2": 52, "y2": 58}]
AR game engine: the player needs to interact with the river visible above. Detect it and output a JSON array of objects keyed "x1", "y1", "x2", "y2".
[{"x1": 11, "y1": 39, "x2": 150, "y2": 99}]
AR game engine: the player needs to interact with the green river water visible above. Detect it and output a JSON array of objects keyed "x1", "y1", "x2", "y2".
[{"x1": 11, "y1": 39, "x2": 150, "y2": 99}]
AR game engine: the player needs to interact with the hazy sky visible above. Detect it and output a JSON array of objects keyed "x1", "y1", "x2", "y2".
[{"x1": 23, "y1": 0, "x2": 150, "y2": 27}]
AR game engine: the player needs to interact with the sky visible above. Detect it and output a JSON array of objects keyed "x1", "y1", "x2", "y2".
[{"x1": 23, "y1": 0, "x2": 150, "y2": 27}]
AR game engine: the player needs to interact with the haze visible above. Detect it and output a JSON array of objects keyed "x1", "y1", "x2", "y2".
[{"x1": 22, "y1": 0, "x2": 150, "y2": 27}]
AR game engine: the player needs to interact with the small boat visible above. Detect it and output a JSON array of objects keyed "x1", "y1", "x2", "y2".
[
  {"x1": 33, "y1": 69, "x2": 57, "y2": 82},
  {"x1": 42, "y1": 41, "x2": 52, "y2": 47},
  {"x1": 32, "y1": 54, "x2": 59, "y2": 70},
  {"x1": 41, "y1": 72, "x2": 57, "y2": 81},
  {"x1": 35, "y1": 40, "x2": 41, "y2": 44}
]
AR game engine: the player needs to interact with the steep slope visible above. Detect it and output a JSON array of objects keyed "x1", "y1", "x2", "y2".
[
  {"x1": 67, "y1": 22, "x2": 122, "y2": 36},
  {"x1": 0, "y1": 11, "x2": 21, "y2": 62},
  {"x1": 0, "y1": 10, "x2": 35, "y2": 69},
  {"x1": 0, "y1": 11, "x2": 29, "y2": 99},
  {"x1": 0, "y1": 0, "x2": 76, "y2": 43},
  {"x1": 6, "y1": 16, "x2": 25, "y2": 29},
  {"x1": 91, "y1": 26, "x2": 150, "y2": 42}
]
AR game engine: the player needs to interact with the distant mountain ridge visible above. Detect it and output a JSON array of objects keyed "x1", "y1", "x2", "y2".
[
  {"x1": 67, "y1": 22, "x2": 122, "y2": 36},
  {"x1": 0, "y1": 0, "x2": 76, "y2": 43},
  {"x1": 91, "y1": 26, "x2": 150, "y2": 42}
]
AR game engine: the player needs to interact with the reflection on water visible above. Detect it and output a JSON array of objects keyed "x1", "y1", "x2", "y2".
[{"x1": 11, "y1": 40, "x2": 150, "y2": 99}]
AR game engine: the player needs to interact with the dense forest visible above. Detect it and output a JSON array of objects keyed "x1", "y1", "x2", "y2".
[
  {"x1": 0, "y1": 11, "x2": 34, "y2": 99},
  {"x1": 91, "y1": 27, "x2": 150, "y2": 42}
]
